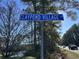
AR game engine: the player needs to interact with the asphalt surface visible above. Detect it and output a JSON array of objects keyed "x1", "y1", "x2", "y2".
[{"x1": 59, "y1": 46, "x2": 79, "y2": 54}]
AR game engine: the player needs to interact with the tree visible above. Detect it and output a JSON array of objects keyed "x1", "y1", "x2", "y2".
[
  {"x1": 21, "y1": 0, "x2": 79, "y2": 59},
  {"x1": 22, "y1": 0, "x2": 61, "y2": 59},
  {"x1": 0, "y1": 0, "x2": 32, "y2": 57},
  {"x1": 62, "y1": 24, "x2": 79, "y2": 46}
]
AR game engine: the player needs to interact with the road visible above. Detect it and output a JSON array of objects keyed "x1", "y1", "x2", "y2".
[
  {"x1": 63, "y1": 50, "x2": 79, "y2": 59},
  {"x1": 60, "y1": 46, "x2": 79, "y2": 54},
  {"x1": 59, "y1": 46, "x2": 79, "y2": 59}
]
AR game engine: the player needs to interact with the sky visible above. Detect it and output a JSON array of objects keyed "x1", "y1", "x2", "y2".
[
  {"x1": 0, "y1": 0, "x2": 79, "y2": 37},
  {"x1": 59, "y1": 10, "x2": 79, "y2": 37}
]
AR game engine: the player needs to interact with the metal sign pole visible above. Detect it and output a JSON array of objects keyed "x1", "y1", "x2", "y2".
[
  {"x1": 40, "y1": 21, "x2": 44, "y2": 59},
  {"x1": 40, "y1": 0, "x2": 45, "y2": 59}
]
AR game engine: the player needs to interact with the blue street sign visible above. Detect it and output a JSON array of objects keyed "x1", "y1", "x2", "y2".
[{"x1": 20, "y1": 14, "x2": 64, "y2": 21}]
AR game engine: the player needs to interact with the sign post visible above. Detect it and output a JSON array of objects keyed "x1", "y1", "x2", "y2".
[{"x1": 20, "y1": 14, "x2": 64, "y2": 59}]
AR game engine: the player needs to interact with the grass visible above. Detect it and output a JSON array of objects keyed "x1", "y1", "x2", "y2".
[
  {"x1": 0, "y1": 56, "x2": 36, "y2": 59},
  {"x1": 23, "y1": 56, "x2": 36, "y2": 59},
  {"x1": 0, "y1": 49, "x2": 79, "y2": 59},
  {"x1": 60, "y1": 48, "x2": 79, "y2": 59}
]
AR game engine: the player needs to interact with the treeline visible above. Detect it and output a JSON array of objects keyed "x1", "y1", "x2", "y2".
[{"x1": 61, "y1": 24, "x2": 79, "y2": 46}]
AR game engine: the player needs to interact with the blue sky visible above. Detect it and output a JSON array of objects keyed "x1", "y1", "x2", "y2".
[
  {"x1": 58, "y1": 10, "x2": 79, "y2": 37},
  {"x1": 1, "y1": 0, "x2": 79, "y2": 37}
]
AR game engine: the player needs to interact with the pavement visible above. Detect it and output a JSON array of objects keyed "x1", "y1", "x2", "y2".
[{"x1": 59, "y1": 46, "x2": 79, "y2": 54}]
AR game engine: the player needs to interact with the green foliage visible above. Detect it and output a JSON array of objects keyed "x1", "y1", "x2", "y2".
[
  {"x1": 22, "y1": 0, "x2": 79, "y2": 20},
  {"x1": 22, "y1": 0, "x2": 79, "y2": 58},
  {"x1": 62, "y1": 24, "x2": 79, "y2": 46},
  {"x1": 21, "y1": 0, "x2": 79, "y2": 59}
]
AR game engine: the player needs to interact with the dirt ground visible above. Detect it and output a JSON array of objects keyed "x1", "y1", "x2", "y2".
[{"x1": 61, "y1": 49, "x2": 79, "y2": 59}]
